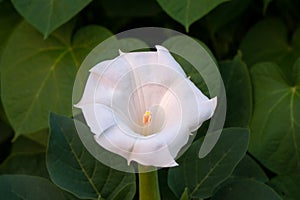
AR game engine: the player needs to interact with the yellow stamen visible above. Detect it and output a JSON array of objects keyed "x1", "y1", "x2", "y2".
[{"x1": 143, "y1": 111, "x2": 152, "y2": 125}]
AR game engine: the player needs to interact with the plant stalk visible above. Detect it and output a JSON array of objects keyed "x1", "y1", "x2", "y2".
[{"x1": 138, "y1": 166, "x2": 161, "y2": 200}]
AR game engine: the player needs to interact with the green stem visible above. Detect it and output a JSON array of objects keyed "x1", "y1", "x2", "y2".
[{"x1": 138, "y1": 166, "x2": 161, "y2": 200}]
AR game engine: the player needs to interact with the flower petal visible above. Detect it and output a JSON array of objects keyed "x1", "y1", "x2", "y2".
[
  {"x1": 94, "y1": 125, "x2": 137, "y2": 162},
  {"x1": 129, "y1": 137, "x2": 178, "y2": 167},
  {"x1": 159, "y1": 77, "x2": 217, "y2": 132},
  {"x1": 121, "y1": 51, "x2": 157, "y2": 67},
  {"x1": 156, "y1": 45, "x2": 186, "y2": 77},
  {"x1": 78, "y1": 104, "x2": 116, "y2": 136},
  {"x1": 155, "y1": 124, "x2": 190, "y2": 158},
  {"x1": 75, "y1": 73, "x2": 97, "y2": 106}
]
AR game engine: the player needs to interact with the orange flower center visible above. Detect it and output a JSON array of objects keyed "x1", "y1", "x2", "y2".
[{"x1": 143, "y1": 111, "x2": 152, "y2": 126}]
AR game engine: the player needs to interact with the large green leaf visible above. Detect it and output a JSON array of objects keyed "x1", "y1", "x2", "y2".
[
  {"x1": 0, "y1": 22, "x2": 112, "y2": 137},
  {"x1": 0, "y1": 1, "x2": 20, "y2": 57},
  {"x1": 212, "y1": 180, "x2": 282, "y2": 200},
  {"x1": 101, "y1": 0, "x2": 161, "y2": 17},
  {"x1": 0, "y1": 174, "x2": 66, "y2": 200},
  {"x1": 156, "y1": 0, "x2": 229, "y2": 31},
  {"x1": 250, "y1": 61, "x2": 300, "y2": 174},
  {"x1": 219, "y1": 53, "x2": 252, "y2": 127},
  {"x1": 240, "y1": 18, "x2": 300, "y2": 81},
  {"x1": 11, "y1": 136, "x2": 45, "y2": 154},
  {"x1": 47, "y1": 113, "x2": 136, "y2": 200},
  {"x1": 269, "y1": 172, "x2": 300, "y2": 200},
  {"x1": 231, "y1": 155, "x2": 268, "y2": 182},
  {"x1": 0, "y1": 152, "x2": 48, "y2": 178},
  {"x1": 168, "y1": 128, "x2": 249, "y2": 199},
  {"x1": 11, "y1": 0, "x2": 92, "y2": 38}
]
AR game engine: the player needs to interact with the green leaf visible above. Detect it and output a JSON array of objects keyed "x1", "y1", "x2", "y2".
[
  {"x1": 212, "y1": 180, "x2": 282, "y2": 200},
  {"x1": 47, "y1": 113, "x2": 136, "y2": 200},
  {"x1": 11, "y1": 0, "x2": 92, "y2": 38},
  {"x1": 156, "y1": 0, "x2": 229, "y2": 31},
  {"x1": 158, "y1": 169, "x2": 178, "y2": 200},
  {"x1": 219, "y1": 53, "x2": 252, "y2": 127},
  {"x1": 0, "y1": 0, "x2": 21, "y2": 57},
  {"x1": 0, "y1": 121, "x2": 13, "y2": 162},
  {"x1": 249, "y1": 61, "x2": 300, "y2": 174},
  {"x1": 101, "y1": 0, "x2": 161, "y2": 17},
  {"x1": 240, "y1": 18, "x2": 300, "y2": 80},
  {"x1": 263, "y1": 0, "x2": 273, "y2": 14},
  {"x1": 0, "y1": 22, "x2": 112, "y2": 137},
  {"x1": 23, "y1": 129, "x2": 49, "y2": 147},
  {"x1": 205, "y1": 0, "x2": 250, "y2": 33},
  {"x1": 204, "y1": 0, "x2": 251, "y2": 59},
  {"x1": 0, "y1": 153, "x2": 49, "y2": 178},
  {"x1": 168, "y1": 128, "x2": 249, "y2": 199},
  {"x1": 11, "y1": 136, "x2": 45, "y2": 154},
  {"x1": 0, "y1": 174, "x2": 66, "y2": 200},
  {"x1": 231, "y1": 155, "x2": 268, "y2": 183},
  {"x1": 269, "y1": 172, "x2": 300, "y2": 200},
  {"x1": 180, "y1": 188, "x2": 189, "y2": 200}
]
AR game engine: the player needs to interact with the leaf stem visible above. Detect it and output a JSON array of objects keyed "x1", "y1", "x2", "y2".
[{"x1": 138, "y1": 166, "x2": 161, "y2": 200}]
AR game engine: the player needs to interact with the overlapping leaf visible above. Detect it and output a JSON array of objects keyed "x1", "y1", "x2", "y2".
[
  {"x1": 250, "y1": 60, "x2": 300, "y2": 174},
  {"x1": 269, "y1": 172, "x2": 300, "y2": 200},
  {"x1": 47, "y1": 113, "x2": 136, "y2": 200},
  {"x1": 168, "y1": 128, "x2": 249, "y2": 199},
  {"x1": 212, "y1": 180, "x2": 282, "y2": 200},
  {"x1": 240, "y1": 18, "x2": 300, "y2": 80},
  {"x1": 0, "y1": 22, "x2": 112, "y2": 137},
  {"x1": 0, "y1": 175, "x2": 66, "y2": 200},
  {"x1": 0, "y1": 153, "x2": 48, "y2": 178},
  {"x1": 156, "y1": 0, "x2": 229, "y2": 31},
  {"x1": 11, "y1": 0, "x2": 92, "y2": 38},
  {"x1": 219, "y1": 53, "x2": 252, "y2": 127}
]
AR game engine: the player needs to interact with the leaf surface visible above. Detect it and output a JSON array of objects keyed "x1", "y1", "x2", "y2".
[
  {"x1": 47, "y1": 113, "x2": 136, "y2": 200},
  {"x1": 11, "y1": 0, "x2": 92, "y2": 37},
  {"x1": 168, "y1": 128, "x2": 249, "y2": 199},
  {"x1": 250, "y1": 61, "x2": 300, "y2": 173},
  {"x1": 1, "y1": 22, "x2": 112, "y2": 136}
]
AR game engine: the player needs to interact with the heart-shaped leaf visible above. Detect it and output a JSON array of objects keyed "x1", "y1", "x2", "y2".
[
  {"x1": 168, "y1": 128, "x2": 249, "y2": 199},
  {"x1": 156, "y1": 0, "x2": 229, "y2": 31},
  {"x1": 0, "y1": 175, "x2": 66, "y2": 200},
  {"x1": 249, "y1": 60, "x2": 300, "y2": 174},
  {"x1": 11, "y1": 0, "x2": 92, "y2": 38},
  {"x1": 0, "y1": 22, "x2": 112, "y2": 137},
  {"x1": 47, "y1": 113, "x2": 136, "y2": 200}
]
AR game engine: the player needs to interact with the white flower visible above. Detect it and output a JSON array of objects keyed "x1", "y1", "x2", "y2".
[{"x1": 75, "y1": 45, "x2": 217, "y2": 167}]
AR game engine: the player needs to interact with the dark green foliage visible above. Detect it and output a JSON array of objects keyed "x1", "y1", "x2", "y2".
[{"x1": 0, "y1": 0, "x2": 299, "y2": 199}]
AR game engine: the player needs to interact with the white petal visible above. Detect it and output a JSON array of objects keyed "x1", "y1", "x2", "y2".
[
  {"x1": 94, "y1": 125, "x2": 137, "y2": 161},
  {"x1": 79, "y1": 104, "x2": 116, "y2": 136},
  {"x1": 75, "y1": 73, "x2": 100, "y2": 106},
  {"x1": 89, "y1": 55, "x2": 138, "y2": 107},
  {"x1": 193, "y1": 97, "x2": 217, "y2": 131},
  {"x1": 121, "y1": 51, "x2": 157, "y2": 67},
  {"x1": 129, "y1": 137, "x2": 178, "y2": 167},
  {"x1": 156, "y1": 45, "x2": 186, "y2": 77},
  {"x1": 89, "y1": 59, "x2": 114, "y2": 75},
  {"x1": 162, "y1": 78, "x2": 217, "y2": 132},
  {"x1": 155, "y1": 124, "x2": 190, "y2": 158}
]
